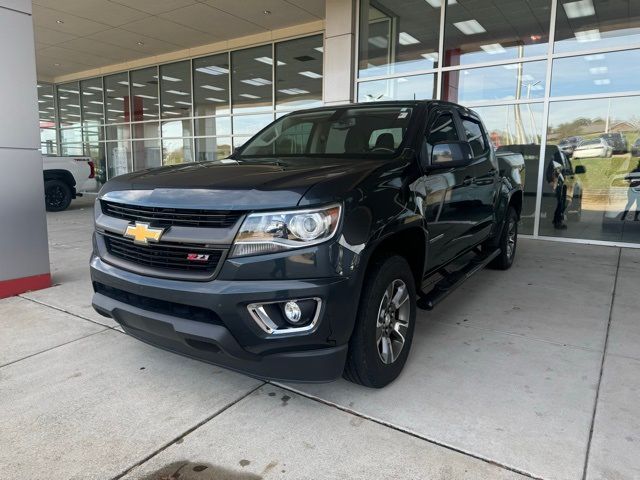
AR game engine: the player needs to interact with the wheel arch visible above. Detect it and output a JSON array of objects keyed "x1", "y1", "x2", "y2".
[
  {"x1": 509, "y1": 188, "x2": 523, "y2": 219},
  {"x1": 362, "y1": 225, "x2": 427, "y2": 290},
  {"x1": 44, "y1": 169, "x2": 76, "y2": 188}
]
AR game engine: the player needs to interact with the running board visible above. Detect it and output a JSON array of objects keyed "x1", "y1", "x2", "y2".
[{"x1": 417, "y1": 248, "x2": 501, "y2": 311}]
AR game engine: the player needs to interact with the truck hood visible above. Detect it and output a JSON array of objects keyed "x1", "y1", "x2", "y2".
[{"x1": 99, "y1": 158, "x2": 381, "y2": 210}]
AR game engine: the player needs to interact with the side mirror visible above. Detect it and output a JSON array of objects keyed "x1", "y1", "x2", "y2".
[
  {"x1": 574, "y1": 165, "x2": 586, "y2": 174},
  {"x1": 427, "y1": 141, "x2": 474, "y2": 170}
]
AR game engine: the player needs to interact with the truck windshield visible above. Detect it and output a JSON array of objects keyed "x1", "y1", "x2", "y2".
[{"x1": 237, "y1": 106, "x2": 414, "y2": 158}]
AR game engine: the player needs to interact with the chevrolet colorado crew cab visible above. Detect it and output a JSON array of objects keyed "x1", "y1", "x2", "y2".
[
  {"x1": 43, "y1": 155, "x2": 97, "y2": 211},
  {"x1": 91, "y1": 101, "x2": 524, "y2": 388}
]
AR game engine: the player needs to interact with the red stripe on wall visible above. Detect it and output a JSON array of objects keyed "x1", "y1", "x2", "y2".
[{"x1": 0, "y1": 273, "x2": 51, "y2": 299}]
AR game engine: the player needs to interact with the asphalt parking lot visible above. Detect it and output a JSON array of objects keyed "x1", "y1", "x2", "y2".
[{"x1": 1, "y1": 196, "x2": 639, "y2": 480}]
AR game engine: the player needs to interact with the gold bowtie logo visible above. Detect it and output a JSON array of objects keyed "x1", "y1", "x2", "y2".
[{"x1": 124, "y1": 222, "x2": 164, "y2": 245}]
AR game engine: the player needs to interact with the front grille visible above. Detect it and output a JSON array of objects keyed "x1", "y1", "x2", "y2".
[
  {"x1": 103, "y1": 233, "x2": 224, "y2": 274},
  {"x1": 94, "y1": 282, "x2": 222, "y2": 325},
  {"x1": 101, "y1": 200, "x2": 243, "y2": 228}
]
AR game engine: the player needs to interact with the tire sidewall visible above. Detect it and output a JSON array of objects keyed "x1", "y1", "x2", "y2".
[
  {"x1": 501, "y1": 207, "x2": 518, "y2": 268},
  {"x1": 353, "y1": 255, "x2": 417, "y2": 387},
  {"x1": 45, "y1": 180, "x2": 72, "y2": 212}
]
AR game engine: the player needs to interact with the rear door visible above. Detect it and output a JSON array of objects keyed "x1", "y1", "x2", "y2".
[{"x1": 459, "y1": 115, "x2": 498, "y2": 246}]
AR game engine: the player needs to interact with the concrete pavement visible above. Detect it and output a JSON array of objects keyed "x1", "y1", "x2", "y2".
[{"x1": 1, "y1": 196, "x2": 638, "y2": 479}]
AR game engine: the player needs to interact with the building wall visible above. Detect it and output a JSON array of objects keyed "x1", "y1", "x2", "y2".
[
  {"x1": 38, "y1": 0, "x2": 640, "y2": 248},
  {"x1": 38, "y1": 33, "x2": 324, "y2": 187},
  {"x1": 0, "y1": 0, "x2": 51, "y2": 295}
]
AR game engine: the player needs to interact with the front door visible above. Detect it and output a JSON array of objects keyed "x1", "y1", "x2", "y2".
[{"x1": 417, "y1": 107, "x2": 478, "y2": 271}]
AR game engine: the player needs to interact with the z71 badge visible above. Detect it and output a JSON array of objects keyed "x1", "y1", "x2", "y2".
[{"x1": 186, "y1": 253, "x2": 210, "y2": 262}]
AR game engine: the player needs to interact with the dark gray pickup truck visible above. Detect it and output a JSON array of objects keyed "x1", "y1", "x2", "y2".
[{"x1": 91, "y1": 100, "x2": 524, "y2": 388}]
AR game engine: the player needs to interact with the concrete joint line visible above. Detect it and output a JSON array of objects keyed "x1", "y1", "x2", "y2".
[
  {"x1": 0, "y1": 328, "x2": 109, "y2": 369},
  {"x1": 581, "y1": 248, "x2": 622, "y2": 480},
  {"x1": 109, "y1": 382, "x2": 266, "y2": 480},
  {"x1": 19, "y1": 294, "x2": 121, "y2": 331},
  {"x1": 271, "y1": 382, "x2": 546, "y2": 480}
]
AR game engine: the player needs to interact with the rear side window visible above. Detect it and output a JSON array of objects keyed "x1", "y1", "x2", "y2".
[{"x1": 462, "y1": 118, "x2": 487, "y2": 157}]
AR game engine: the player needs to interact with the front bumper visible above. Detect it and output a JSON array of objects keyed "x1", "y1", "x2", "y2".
[{"x1": 90, "y1": 255, "x2": 356, "y2": 382}]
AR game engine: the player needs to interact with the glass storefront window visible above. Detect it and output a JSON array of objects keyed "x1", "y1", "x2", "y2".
[
  {"x1": 193, "y1": 53, "x2": 230, "y2": 116},
  {"x1": 544, "y1": 96, "x2": 640, "y2": 243},
  {"x1": 160, "y1": 61, "x2": 192, "y2": 118},
  {"x1": 57, "y1": 82, "x2": 81, "y2": 128},
  {"x1": 106, "y1": 124, "x2": 130, "y2": 142},
  {"x1": 81, "y1": 78, "x2": 104, "y2": 125},
  {"x1": 195, "y1": 137, "x2": 232, "y2": 162},
  {"x1": 133, "y1": 138, "x2": 162, "y2": 170},
  {"x1": 60, "y1": 144, "x2": 84, "y2": 155},
  {"x1": 195, "y1": 116, "x2": 231, "y2": 137},
  {"x1": 275, "y1": 35, "x2": 323, "y2": 110},
  {"x1": 232, "y1": 114, "x2": 274, "y2": 136},
  {"x1": 232, "y1": 45, "x2": 273, "y2": 113},
  {"x1": 358, "y1": 74, "x2": 435, "y2": 102},
  {"x1": 474, "y1": 103, "x2": 545, "y2": 234},
  {"x1": 358, "y1": 0, "x2": 440, "y2": 78},
  {"x1": 106, "y1": 141, "x2": 132, "y2": 178},
  {"x1": 38, "y1": 84, "x2": 56, "y2": 126},
  {"x1": 163, "y1": 137, "x2": 194, "y2": 165},
  {"x1": 132, "y1": 122, "x2": 159, "y2": 139},
  {"x1": 60, "y1": 128, "x2": 82, "y2": 144},
  {"x1": 130, "y1": 67, "x2": 159, "y2": 121},
  {"x1": 551, "y1": 49, "x2": 640, "y2": 97},
  {"x1": 83, "y1": 124, "x2": 104, "y2": 144},
  {"x1": 104, "y1": 72, "x2": 130, "y2": 124},
  {"x1": 40, "y1": 128, "x2": 57, "y2": 155},
  {"x1": 443, "y1": 0, "x2": 550, "y2": 67},
  {"x1": 38, "y1": 84, "x2": 58, "y2": 154},
  {"x1": 84, "y1": 142, "x2": 106, "y2": 188},
  {"x1": 162, "y1": 119, "x2": 192, "y2": 138},
  {"x1": 443, "y1": 61, "x2": 547, "y2": 104},
  {"x1": 555, "y1": 0, "x2": 640, "y2": 54}
]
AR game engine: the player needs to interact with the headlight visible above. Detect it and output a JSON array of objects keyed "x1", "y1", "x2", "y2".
[{"x1": 230, "y1": 204, "x2": 342, "y2": 257}]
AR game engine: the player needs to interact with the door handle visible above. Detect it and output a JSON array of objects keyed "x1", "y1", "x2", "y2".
[{"x1": 462, "y1": 177, "x2": 474, "y2": 186}]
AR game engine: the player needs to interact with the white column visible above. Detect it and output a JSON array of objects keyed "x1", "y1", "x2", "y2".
[
  {"x1": 0, "y1": 0, "x2": 51, "y2": 297},
  {"x1": 323, "y1": 0, "x2": 357, "y2": 105}
]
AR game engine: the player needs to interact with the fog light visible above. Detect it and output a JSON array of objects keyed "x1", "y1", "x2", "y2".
[{"x1": 283, "y1": 301, "x2": 302, "y2": 324}]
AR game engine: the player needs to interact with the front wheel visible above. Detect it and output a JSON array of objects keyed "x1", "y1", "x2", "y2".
[
  {"x1": 489, "y1": 205, "x2": 518, "y2": 270},
  {"x1": 344, "y1": 255, "x2": 417, "y2": 388}
]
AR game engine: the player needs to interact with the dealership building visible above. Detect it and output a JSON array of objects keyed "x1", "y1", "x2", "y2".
[{"x1": 1, "y1": 0, "x2": 639, "y2": 292}]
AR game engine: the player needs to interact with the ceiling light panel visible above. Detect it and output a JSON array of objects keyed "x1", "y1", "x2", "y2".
[
  {"x1": 563, "y1": 0, "x2": 595, "y2": 19},
  {"x1": 453, "y1": 20, "x2": 486, "y2": 35}
]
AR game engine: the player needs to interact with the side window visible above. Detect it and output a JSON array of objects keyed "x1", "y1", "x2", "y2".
[
  {"x1": 427, "y1": 113, "x2": 460, "y2": 145},
  {"x1": 423, "y1": 113, "x2": 460, "y2": 162},
  {"x1": 462, "y1": 118, "x2": 487, "y2": 157}
]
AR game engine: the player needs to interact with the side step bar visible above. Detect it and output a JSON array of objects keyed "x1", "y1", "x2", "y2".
[{"x1": 417, "y1": 248, "x2": 501, "y2": 311}]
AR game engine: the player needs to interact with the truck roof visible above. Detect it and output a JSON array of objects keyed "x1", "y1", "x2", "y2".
[{"x1": 288, "y1": 99, "x2": 479, "y2": 118}]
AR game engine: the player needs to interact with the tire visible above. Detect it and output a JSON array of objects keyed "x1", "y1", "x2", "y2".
[
  {"x1": 343, "y1": 255, "x2": 417, "y2": 388},
  {"x1": 567, "y1": 194, "x2": 582, "y2": 223},
  {"x1": 44, "y1": 179, "x2": 72, "y2": 212},
  {"x1": 488, "y1": 205, "x2": 518, "y2": 270}
]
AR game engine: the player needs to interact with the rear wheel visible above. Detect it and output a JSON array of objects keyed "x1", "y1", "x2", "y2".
[
  {"x1": 344, "y1": 255, "x2": 416, "y2": 388},
  {"x1": 44, "y1": 179, "x2": 72, "y2": 212},
  {"x1": 488, "y1": 205, "x2": 518, "y2": 270}
]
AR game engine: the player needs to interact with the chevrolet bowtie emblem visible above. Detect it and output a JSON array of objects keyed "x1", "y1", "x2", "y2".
[{"x1": 124, "y1": 222, "x2": 164, "y2": 245}]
